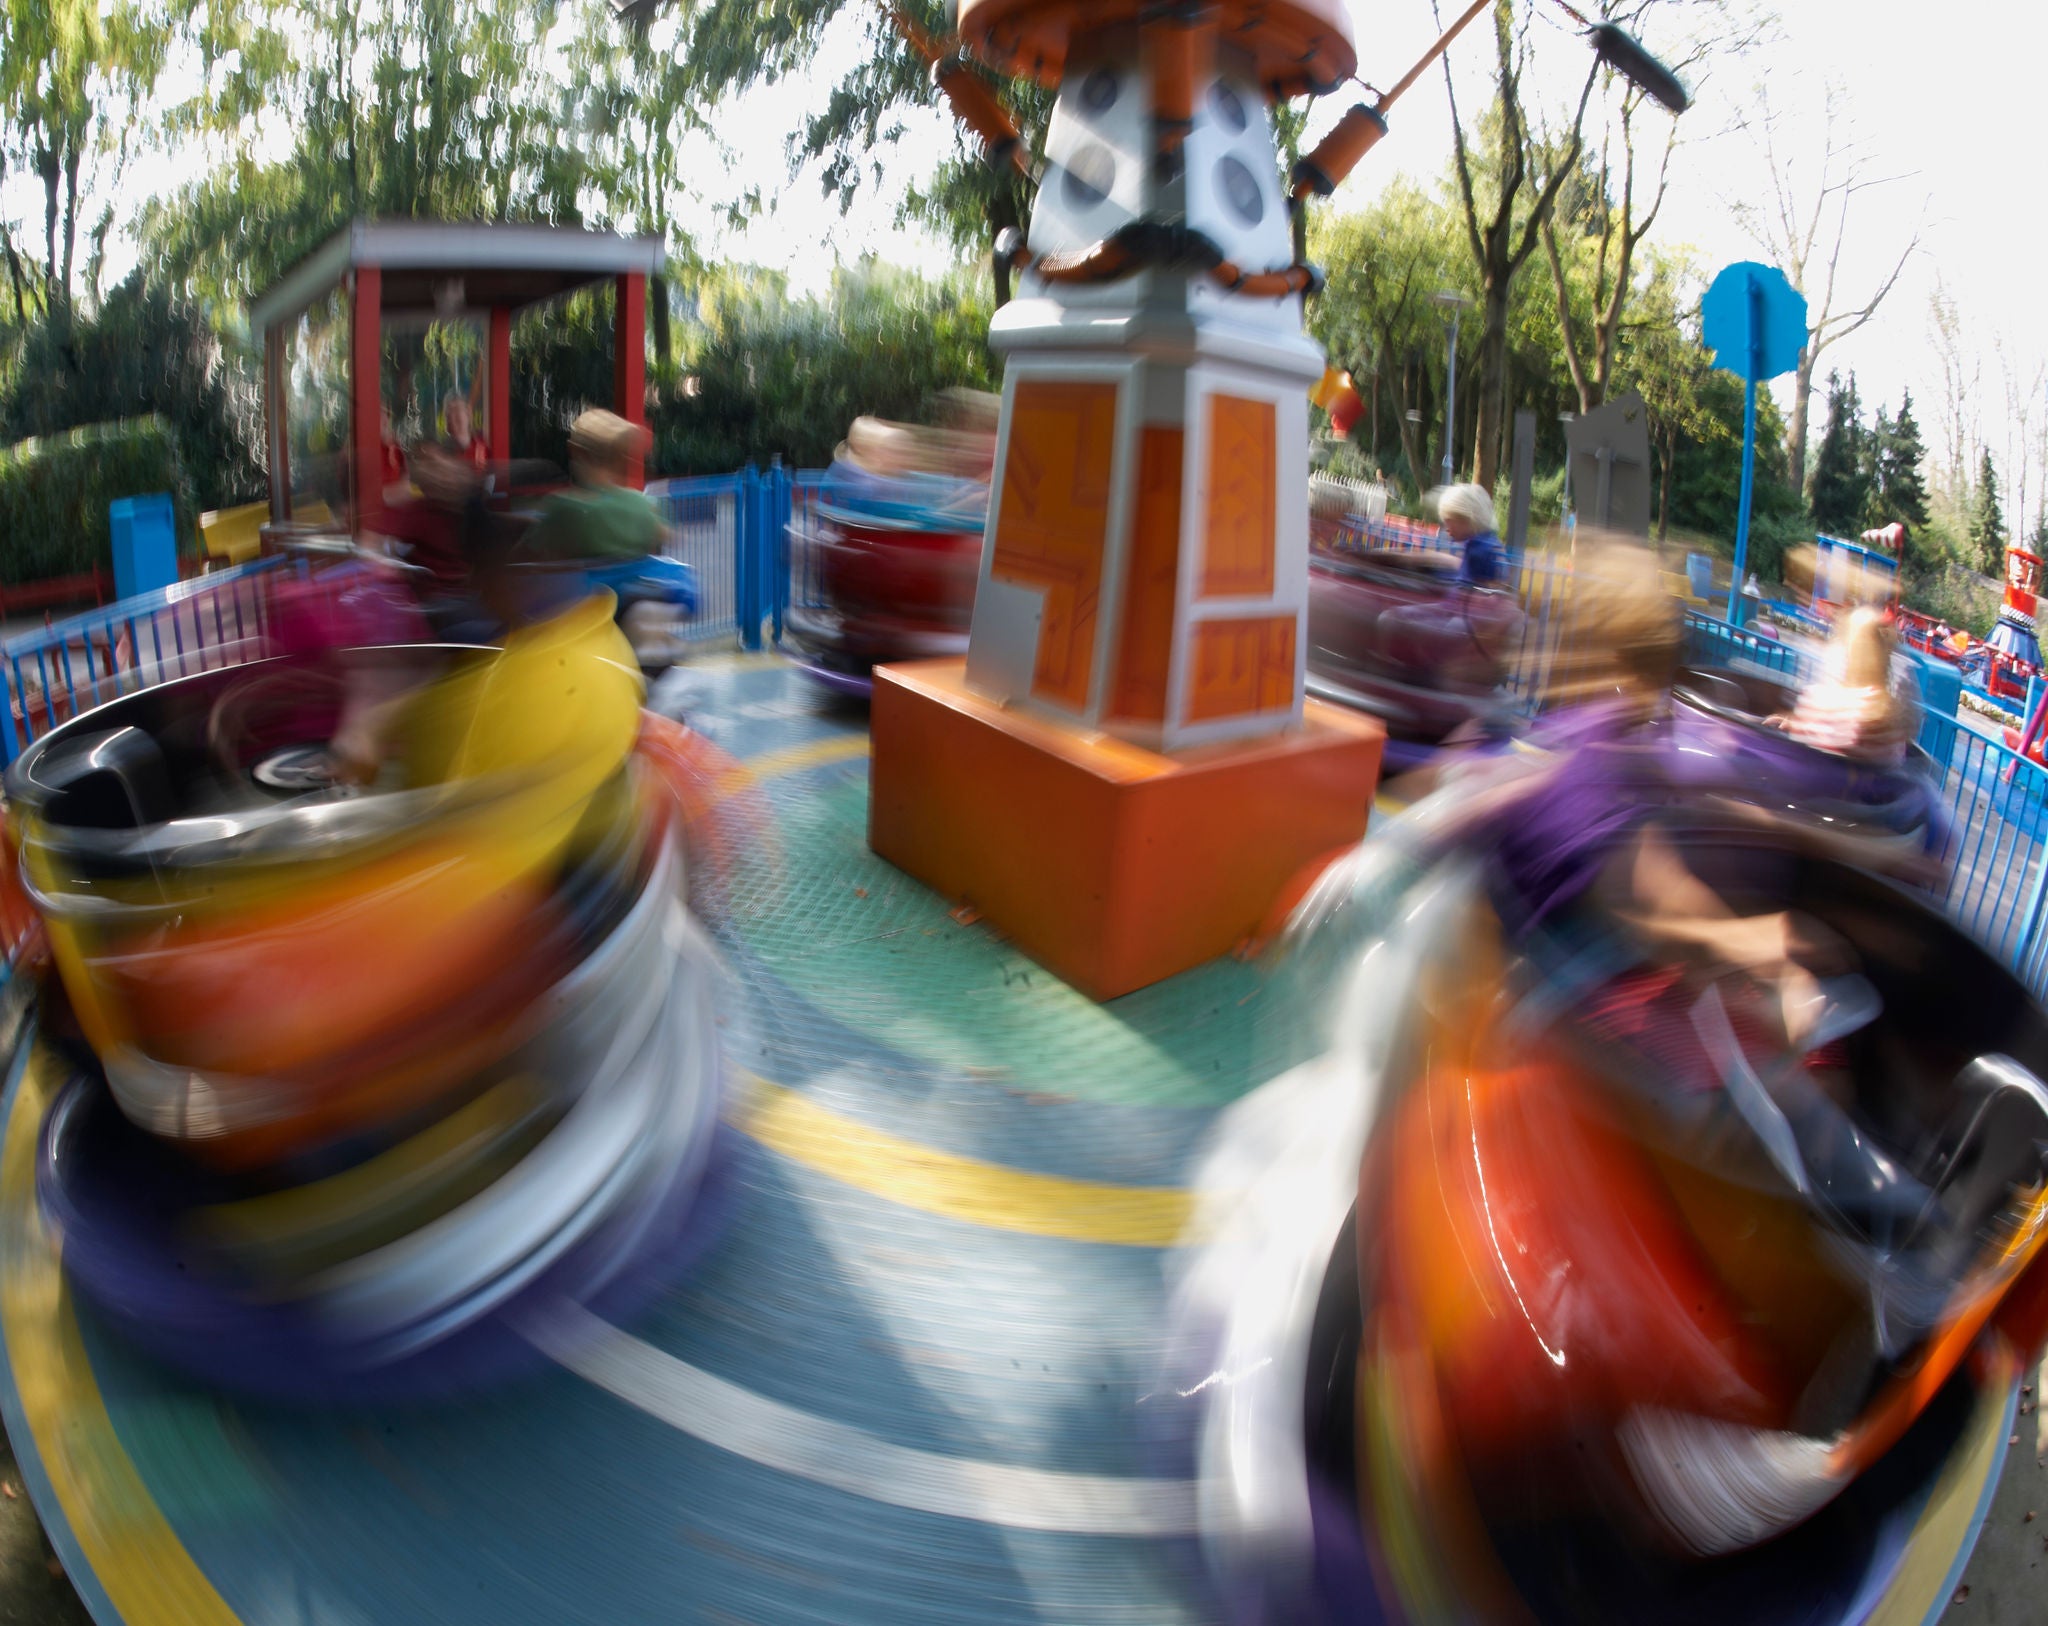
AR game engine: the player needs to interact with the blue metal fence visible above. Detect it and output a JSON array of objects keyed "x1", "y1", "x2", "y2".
[
  {"x1": 0, "y1": 556, "x2": 282, "y2": 763},
  {"x1": 1676, "y1": 608, "x2": 2048, "y2": 998},
  {"x1": 0, "y1": 475, "x2": 787, "y2": 768},
  {"x1": 651, "y1": 462, "x2": 813, "y2": 652},
  {"x1": 648, "y1": 473, "x2": 745, "y2": 646},
  {"x1": 1682, "y1": 613, "x2": 1803, "y2": 681}
]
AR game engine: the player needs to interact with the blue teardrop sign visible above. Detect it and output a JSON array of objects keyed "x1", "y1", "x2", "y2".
[{"x1": 1702, "y1": 261, "x2": 1807, "y2": 383}]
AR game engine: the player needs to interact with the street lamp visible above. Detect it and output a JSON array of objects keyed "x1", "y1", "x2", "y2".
[
  {"x1": 1360, "y1": 348, "x2": 1379, "y2": 457},
  {"x1": 1559, "y1": 411, "x2": 1577, "y2": 523},
  {"x1": 1430, "y1": 290, "x2": 1470, "y2": 488}
]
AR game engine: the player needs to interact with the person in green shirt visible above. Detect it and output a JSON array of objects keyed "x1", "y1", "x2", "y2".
[{"x1": 520, "y1": 409, "x2": 667, "y2": 562}]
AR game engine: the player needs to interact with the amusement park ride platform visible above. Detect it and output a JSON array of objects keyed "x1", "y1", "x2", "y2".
[
  {"x1": 0, "y1": 651, "x2": 2036, "y2": 1625},
  {"x1": 0, "y1": 654, "x2": 1306, "y2": 1626}
]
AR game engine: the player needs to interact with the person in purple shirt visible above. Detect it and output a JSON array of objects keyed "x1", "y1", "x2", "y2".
[{"x1": 1439, "y1": 483, "x2": 1506, "y2": 586}]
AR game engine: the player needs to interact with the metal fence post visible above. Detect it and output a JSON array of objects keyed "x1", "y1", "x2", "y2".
[
  {"x1": 768, "y1": 455, "x2": 789, "y2": 645},
  {"x1": 737, "y1": 464, "x2": 762, "y2": 650},
  {"x1": 0, "y1": 673, "x2": 20, "y2": 765}
]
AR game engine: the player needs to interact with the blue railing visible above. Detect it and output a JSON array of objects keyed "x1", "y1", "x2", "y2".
[
  {"x1": 0, "y1": 470, "x2": 799, "y2": 766},
  {"x1": 1675, "y1": 608, "x2": 2048, "y2": 997},
  {"x1": 648, "y1": 473, "x2": 745, "y2": 646},
  {"x1": 1682, "y1": 612, "x2": 1804, "y2": 681},
  {"x1": 0, "y1": 556, "x2": 282, "y2": 762},
  {"x1": 8, "y1": 482, "x2": 2048, "y2": 1004},
  {"x1": 651, "y1": 462, "x2": 811, "y2": 652}
]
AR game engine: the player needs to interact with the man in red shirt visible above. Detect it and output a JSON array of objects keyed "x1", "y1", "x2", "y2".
[
  {"x1": 375, "y1": 440, "x2": 514, "y2": 639},
  {"x1": 444, "y1": 390, "x2": 489, "y2": 471},
  {"x1": 379, "y1": 406, "x2": 407, "y2": 490}
]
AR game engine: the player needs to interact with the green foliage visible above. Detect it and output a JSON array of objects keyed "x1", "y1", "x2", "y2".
[
  {"x1": 1970, "y1": 448, "x2": 2007, "y2": 576},
  {"x1": 653, "y1": 263, "x2": 995, "y2": 472},
  {"x1": 0, "y1": 275, "x2": 263, "y2": 511},
  {"x1": 0, "y1": 0, "x2": 187, "y2": 312},
  {"x1": 1902, "y1": 548, "x2": 1997, "y2": 639},
  {"x1": 0, "y1": 417, "x2": 190, "y2": 584},
  {"x1": 141, "y1": 1, "x2": 609, "y2": 311},
  {"x1": 1311, "y1": 179, "x2": 1807, "y2": 575},
  {"x1": 671, "y1": 0, "x2": 1041, "y2": 287},
  {"x1": 508, "y1": 287, "x2": 619, "y2": 474},
  {"x1": 1309, "y1": 185, "x2": 1477, "y2": 504},
  {"x1": 1808, "y1": 371, "x2": 1871, "y2": 536},
  {"x1": 1664, "y1": 368, "x2": 1809, "y2": 584},
  {"x1": 1869, "y1": 390, "x2": 1932, "y2": 540}
]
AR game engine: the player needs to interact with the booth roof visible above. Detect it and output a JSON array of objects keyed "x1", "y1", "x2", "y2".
[{"x1": 249, "y1": 219, "x2": 664, "y2": 335}]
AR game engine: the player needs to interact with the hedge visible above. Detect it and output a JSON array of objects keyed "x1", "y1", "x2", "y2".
[{"x1": 0, "y1": 417, "x2": 194, "y2": 587}]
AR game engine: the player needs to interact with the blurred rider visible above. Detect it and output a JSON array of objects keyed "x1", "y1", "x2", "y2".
[
  {"x1": 443, "y1": 389, "x2": 490, "y2": 471},
  {"x1": 519, "y1": 409, "x2": 666, "y2": 564},
  {"x1": 377, "y1": 438, "x2": 514, "y2": 640},
  {"x1": 1438, "y1": 483, "x2": 1506, "y2": 588}
]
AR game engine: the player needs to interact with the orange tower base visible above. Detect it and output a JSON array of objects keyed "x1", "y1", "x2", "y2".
[{"x1": 868, "y1": 660, "x2": 1385, "y2": 1001}]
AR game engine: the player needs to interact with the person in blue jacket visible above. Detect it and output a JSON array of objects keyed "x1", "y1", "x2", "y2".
[{"x1": 1439, "y1": 483, "x2": 1506, "y2": 587}]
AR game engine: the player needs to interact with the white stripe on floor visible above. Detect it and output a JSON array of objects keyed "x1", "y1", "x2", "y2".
[{"x1": 520, "y1": 1301, "x2": 1201, "y2": 1537}]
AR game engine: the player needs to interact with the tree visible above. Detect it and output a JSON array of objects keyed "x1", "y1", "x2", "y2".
[
  {"x1": 1807, "y1": 370, "x2": 1870, "y2": 535},
  {"x1": 1540, "y1": 97, "x2": 1674, "y2": 415},
  {"x1": 1860, "y1": 400, "x2": 1890, "y2": 529},
  {"x1": 653, "y1": 261, "x2": 995, "y2": 471},
  {"x1": 1601, "y1": 246, "x2": 1714, "y2": 540},
  {"x1": 1731, "y1": 82, "x2": 1919, "y2": 494},
  {"x1": 0, "y1": 0, "x2": 190, "y2": 312},
  {"x1": 663, "y1": 0, "x2": 1039, "y2": 302},
  {"x1": 1970, "y1": 448, "x2": 2007, "y2": 577},
  {"x1": 1538, "y1": 1, "x2": 1735, "y2": 415},
  {"x1": 1926, "y1": 279, "x2": 1976, "y2": 503},
  {"x1": 1309, "y1": 184, "x2": 1471, "y2": 498},
  {"x1": 1866, "y1": 388, "x2": 1930, "y2": 545},
  {"x1": 1655, "y1": 360, "x2": 1806, "y2": 583},
  {"x1": 1440, "y1": 2, "x2": 1602, "y2": 487},
  {"x1": 1999, "y1": 344, "x2": 2045, "y2": 549},
  {"x1": 144, "y1": 1, "x2": 621, "y2": 309},
  {"x1": 0, "y1": 275, "x2": 265, "y2": 510}
]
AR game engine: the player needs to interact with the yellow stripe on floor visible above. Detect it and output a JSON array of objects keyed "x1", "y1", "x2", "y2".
[
  {"x1": 707, "y1": 735, "x2": 871, "y2": 806},
  {"x1": 0, "y1": 1040, "x2": 242, "y2": 1626},
  {"x1": 730, "y1": 1074, "x2": 1196, "y2": 1248},
  {"x1": 742, "y1": 735, "x2": 870, "y2": 782}
]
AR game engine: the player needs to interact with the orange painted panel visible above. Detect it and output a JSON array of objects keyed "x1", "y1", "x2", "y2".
[
  {"x1": 1200, "y1": 394, "x2": 1277, "y2": 599},
  {"x1": 869, "y1": 660, "x2": 1383, "y2": 1000},
  {"x1": 990, "y1": 380, "x2": 1119, "y2": 710},
  {"x1": 1186, "y1": 614, "x2": 1298, "y2": 722},
  {"x1": 1109, "y1": 427, "x2": 1185, "y2": 724}
]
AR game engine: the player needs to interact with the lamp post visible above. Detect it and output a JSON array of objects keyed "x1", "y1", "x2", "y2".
[
  {"x1": 1362, "y1": 350, "x2": 1379, "y2": 457},
  {"x1": 1559, "y1": 411, "x2": 1577, "y2": 527},
  {"x1": 1430, "y1": 290, "x2": 1470, "y2": 487}
]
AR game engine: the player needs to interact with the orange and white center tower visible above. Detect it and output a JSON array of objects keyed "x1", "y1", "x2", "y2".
[
  {"x1": 957, "y1": 0, "x2": 1357, "y2": 749},
  {"x1": 868, "y1": 0, "x2": 1380, "y2": 1002}
]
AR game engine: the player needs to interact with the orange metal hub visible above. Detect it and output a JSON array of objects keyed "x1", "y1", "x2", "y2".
[{"x1": 954, "y1": 0, "x2": 1358, "y2": 96}]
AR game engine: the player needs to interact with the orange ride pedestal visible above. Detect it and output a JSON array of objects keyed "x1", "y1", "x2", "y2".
[{"x1": 869, "y1": 658, "x2": 1384, "y2": 1001}]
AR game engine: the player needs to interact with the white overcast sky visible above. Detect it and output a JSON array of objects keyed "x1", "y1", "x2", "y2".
[{"x1": 677, "y1": 0, "x2": 2043, "y2": 475}]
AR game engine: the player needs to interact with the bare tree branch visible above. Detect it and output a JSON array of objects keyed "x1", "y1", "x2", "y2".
[{"x1": 1730, "y1": 77, "x2": 1925, "y2": 490}]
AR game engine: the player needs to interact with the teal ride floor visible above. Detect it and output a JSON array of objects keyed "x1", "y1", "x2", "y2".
[{"x1": 14, "y1": 653, "x2": 1332, "y2": 1626}]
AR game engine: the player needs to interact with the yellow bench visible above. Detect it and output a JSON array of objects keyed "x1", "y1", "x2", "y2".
[
  {"x1": 197, "y1": 501, "x2": 268, "y2": 566},
  {"x1": 198, "y1": 501, "x2": 339, "y2": 565}
]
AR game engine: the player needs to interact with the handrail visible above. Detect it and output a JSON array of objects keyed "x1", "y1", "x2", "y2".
[{"x1": 0, "y1": 555, "x2": 282, "y2": 664}]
